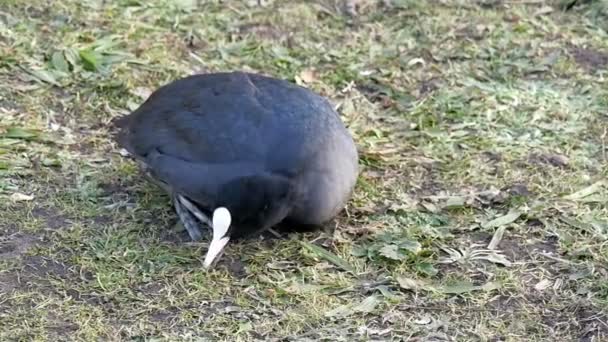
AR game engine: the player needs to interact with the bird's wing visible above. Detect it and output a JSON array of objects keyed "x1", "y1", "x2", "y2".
[{"x1": 144, "y1": 148, "x2": 267, "y2": 208}]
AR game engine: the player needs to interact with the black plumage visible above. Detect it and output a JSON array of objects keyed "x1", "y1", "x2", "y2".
[{"x1": 116, "y1": 71, "x2": 358, "y2": 267}]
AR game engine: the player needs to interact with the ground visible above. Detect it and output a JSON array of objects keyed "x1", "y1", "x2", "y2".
[{"x1": 1, "y1": 0, "x2": 607, "y2": 341}]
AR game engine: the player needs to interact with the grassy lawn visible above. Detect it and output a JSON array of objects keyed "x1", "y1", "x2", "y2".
[{"x1": 1, "y1": 0, "x2": 608, "y2": 340}]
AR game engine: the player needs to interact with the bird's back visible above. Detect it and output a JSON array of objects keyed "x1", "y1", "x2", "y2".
[{"x1": 118, "y1": 72, "x2": 343, "y2": 172}]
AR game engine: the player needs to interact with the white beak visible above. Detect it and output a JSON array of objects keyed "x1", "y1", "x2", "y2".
[
  {"x1": 203, "y1": 207, "x2": 231, "y2": 269},
  {"x1": 203, "y1": 236, "x2": 230, "y2": 268}
]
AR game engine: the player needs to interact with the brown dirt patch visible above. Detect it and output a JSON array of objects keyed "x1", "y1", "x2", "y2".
[
  {"x1": 21, "y1": 256, "x2": 72, "y2": 279},
  {"x1": 31, "y1": 206, "x2": 69, "y2": 230},
  {"x1": 0, "y1": 232, "x2": 39, "y2": 259},
  {"x1": 418, "y1": 77, "x2": 441, "y2": 97},
  {"x1": 238, "y1": 23, "x2": 287, "y2": 41},
  {"x1": 528, "y1": 152, "x2": 570, "y2": 168},
  {"x1": 0, "y1": 255, "x2": 76, "y2": 295},
  {"x1": 470, "y1": 232, "x2": 558, "y2": 262},
  {"x1": 571, "y1": 47, "x2": 608, "y2": 70},
  {"x1": 356, "y1": 80, "x2": 396, "y2": 106}
]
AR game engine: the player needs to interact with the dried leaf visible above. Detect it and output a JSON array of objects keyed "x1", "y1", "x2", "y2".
[
  {"x1": 353, "y1": 295, "x2": 379, "y2": 313},
  {"x1": 375, "y1": 285, "x2": 397, "y2": 299},
  {"x1": 174, "y1": 0, "x2": 197, "y2": 12},
  {"x1": 578, "y1": 194, "x2": 607, "y2": 203},
  {"x1": 350, "y1": 245, "x2": 368, "y2": 257},
  {"x1": 416, "y1": 262, "x2": 439, "y2": 276},
  {"x1": 482, "y1": 209, "x2": 521, "y2": 229},
  {"x1": 42, "y1": 158, "x2": 61, "y2": 167},
  {"x1": 51, "y1": 51, "x2": 69, "y2": 72},
  {"x1": 480, "y1": 281, "x2": 501, "y2": 291},
  {"x1": 298, "y1": 69, "x2": 316, "y2": 84},
  {"x1": 439, "y1": 281, "x2": 478, "y2": 294},
  {"x1": 563, "y1": 181, "x2": 605, "y2": 200},
  {"x1": 487, "y1": 226, "x2": 506, "y2": 250},
  {"x1": 91, "y1": 35, "x2": 122, "y2": 52},
  {"x1": 396, "y1": 276, "x2": 431, "y2": 292},
  {"x1": 284, "y1": 281, "x2": 325, "y2": 294},
  {"x1": 534, "y1": 279, "x2": 551, "y2": 291},
  {"x1": 1, "y1": 127, "x2": 39, "y2": 140},
  {"x1": 421, "y1": 201, "x2": 440, "y2": 213},
  {"x1": 399, "y1": 240, "x2": 422, "y2": 254},
  {"x1": 443, "y1": 196, "x2": 466, "y2": 209},
  {"x1": 440, "y1": 281, "x2": 500, "y2": 294},
  {"x1": 569, "y1": 267, "x2": 592, "y2": 281},
  {"x1": 130, "y1": 87, "x2": 152, "y2": 100},
  {"x1": 324, "y1": 295, "x2": 379, "y2": 317},
  {"x1": 325, "y1": 304, "x2": 352, "y2": 317},
  {"x1": 0, "y1": 138, "x2": 21, "y2": 147},
  {"x1": 414, "y1": 315, "x2": 432, "y2": 325},
  {"x1": 379, "y1": 244, "x2": 406, "y2": 260},
  {"x1": 237, "y1": 322, "x2": 253, "y2": 333},
  {"x1": 64, "y1": 48, "x2": 80, "y2": 68},
  {"x1": 27, "y1": 68, "x2": 60, "y2": 86},
  {"x1": 438, "y1": 246, "x2": 465, "y2": 264},
  {"x1": 560, "y1": 217, "x2": 594, "y2": 234},
  {"x1": 478, "y1": 252, "x2": 512, "y2": 267},
  {"x1": 534, "y1": 6, "x2": 553, "y2": 16},
  {"x1": 10, "y1": 192, "x2": 34, "y2": 202},
  {"x1": 300, "y1": 241, "x2": 356, "y2": 275},
  {"x1": 407, "y1": 57, "x2": 425, "y2": 67}
]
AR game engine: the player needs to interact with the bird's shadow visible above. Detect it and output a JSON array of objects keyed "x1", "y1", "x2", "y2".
[{"x1": 161, "y1": 214, "x2": 329, "y2": 243}]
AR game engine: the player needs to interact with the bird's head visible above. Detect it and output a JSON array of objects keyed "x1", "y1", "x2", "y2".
[{"x1": 203, "y1": 173, "x2": 294, "y2": 268}]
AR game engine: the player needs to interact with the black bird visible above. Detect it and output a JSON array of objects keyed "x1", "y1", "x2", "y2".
[{"x1": 115, "y1": 71, "x2": 359, "y2": 268}]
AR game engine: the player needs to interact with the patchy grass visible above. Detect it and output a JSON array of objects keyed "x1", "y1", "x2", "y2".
[{"x1": 1, "y1": 0, "x2": 608, "y2": 340}]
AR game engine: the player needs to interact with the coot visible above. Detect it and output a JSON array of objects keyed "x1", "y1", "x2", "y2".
[{"x1": 116, "y1": 71, "x2": 358, "y2": 268}]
